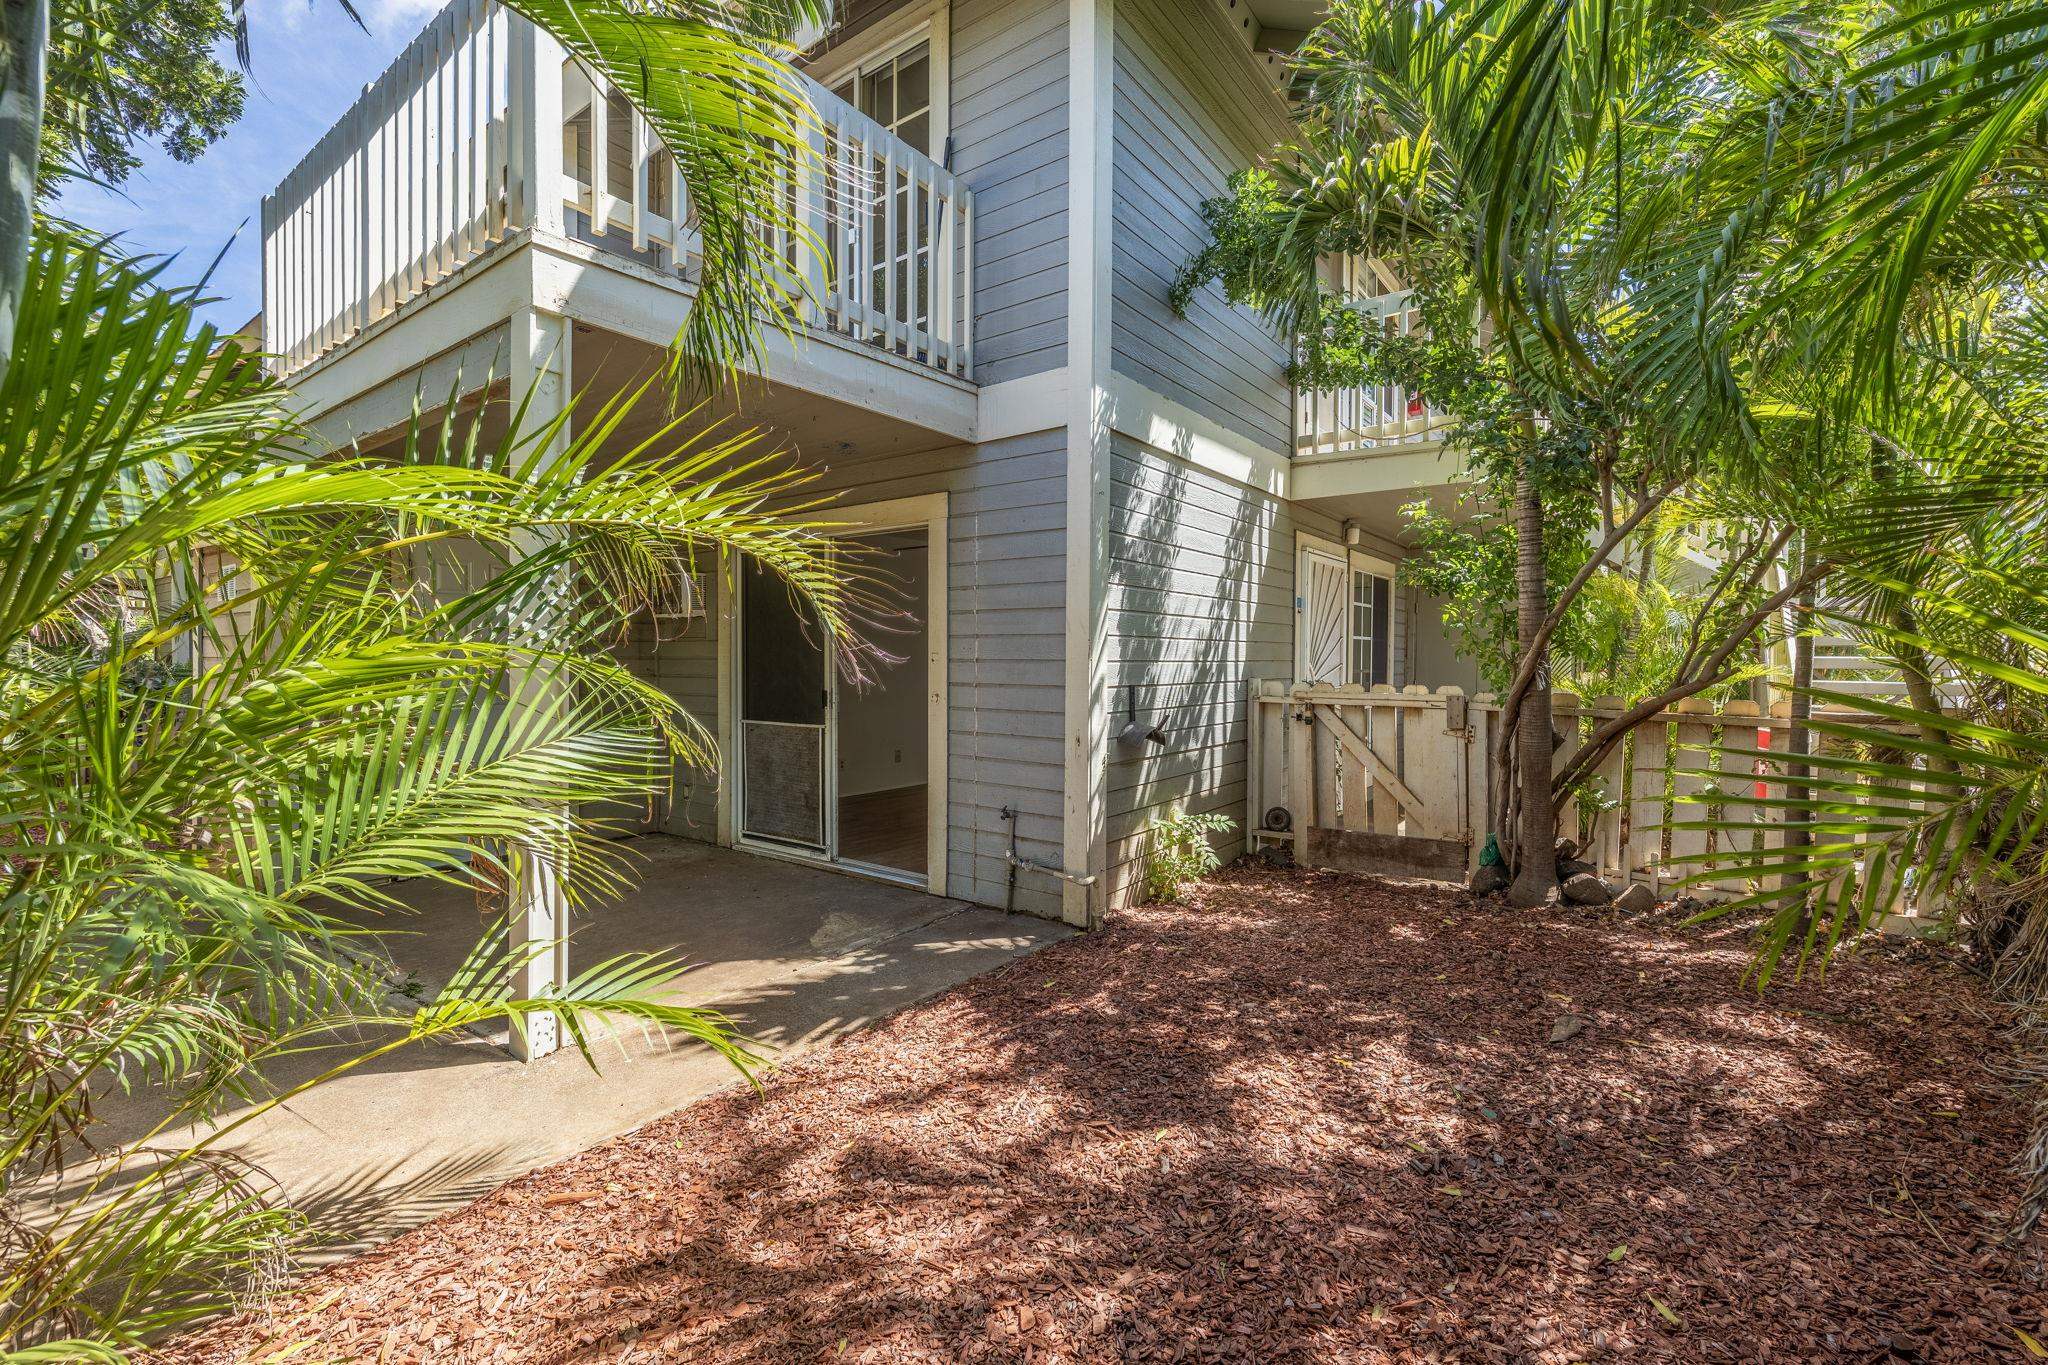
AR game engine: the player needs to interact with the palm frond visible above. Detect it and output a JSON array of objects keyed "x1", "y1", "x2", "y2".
[
  {"x1": 504, "y1": 0, "x2": 825, "y2": 393},
  {"x1": 1, "y1": 223, "x2": 845, "y2": 1351}
]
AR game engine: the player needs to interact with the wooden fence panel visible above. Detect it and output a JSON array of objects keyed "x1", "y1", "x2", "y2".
[
  {"x1": 1754, "y1": 707, "x2": 1788, "y2": 866},
  {"x1": 1288, "y1": 693, "x2": 1313, "y2": 868},
  {"x1": 1465, "y1": 693, "x2": 1495, "y2": 874},
  {"x1": 1668, "y1": 701, "x2": 1716, "y2": 888},
  {"x1": 1368, "y1": 690, "x2": 1404, "y2": 835},
  {"x1": 1332, "y1": 700, "x2": 1370, "y2": 833},
  {"x1": 1586, "y1": 696, "x2": 1626, "y2": 878},
  {"x1": 1310, "y1": 692, "x2": 1342, "y2": 837},
  {"x1": 1716, "y1": 703, "x2": 1764, "y2": 872},
  {"x1": 1627, "y1": 721, "x2": 1668, "y2": 890},
  {"x1": 1242, "y1": 681, "x2": 1933, "y2": 925},
  {"x1": 1405, "y1": 693, "x2": 1471, "y2": 846}
]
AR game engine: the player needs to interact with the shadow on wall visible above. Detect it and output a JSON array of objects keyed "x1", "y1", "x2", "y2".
[{"x1": 1102, "y1": 428, "x2": 1283, "y2": 904}]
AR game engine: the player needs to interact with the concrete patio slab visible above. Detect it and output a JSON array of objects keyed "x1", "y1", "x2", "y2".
[{"x1": 82, "y1": 837, "x2": 1074, "y2": 1261}]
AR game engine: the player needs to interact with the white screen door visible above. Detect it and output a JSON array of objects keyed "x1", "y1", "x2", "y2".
[
  {"x1": 1298, "y1": 545, "x2": 1349, "y2": 685},
  {"x1": 739, "y1": 557, "x2": 830, "y2": 851}
]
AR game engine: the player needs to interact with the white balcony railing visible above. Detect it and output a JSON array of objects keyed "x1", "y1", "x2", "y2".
[
  {"x1": 1295, "y1": 288, "x2": 1448, "y2": 457},
  {"x1": 261, "y1": 0, "x2": 974, "y2": 382},
  {"x1": 261, "y1": 0, "x2": 521, "y2": 375}
]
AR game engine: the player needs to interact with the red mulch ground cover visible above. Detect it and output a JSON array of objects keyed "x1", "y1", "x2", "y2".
[{"x1": 164, "y1": 866, "x2": 2045, "y2": 1363}]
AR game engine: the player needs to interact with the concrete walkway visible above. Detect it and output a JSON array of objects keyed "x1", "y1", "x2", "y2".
[{"x1": 87, "y1": 838, "x2": 1073, "y2": 1261}]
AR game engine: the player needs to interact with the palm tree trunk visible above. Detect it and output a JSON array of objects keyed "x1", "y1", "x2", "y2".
[
  {"x1": 1508, "y1": 449, "x2": 1558, "y2": 906},
  {"x1": 1781, "y1": 557, "x2": 1815, "y2": 892},
  {"x1": 0, "y1": 0, "x2": 43, "y2": 384},
  {"x1": 1892, "y1": 602, "x2": 1956, "y2": 774}
]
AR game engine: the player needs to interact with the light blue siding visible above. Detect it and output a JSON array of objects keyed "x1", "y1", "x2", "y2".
[
  {"x1": 1103, "y1": 433, "x2": 1340, "y2": 904},
  {"x1": 952, "y1": 0, "x2": 1069, "y2": 384},
  {"x1": 808, "y1": 429, "x2": 1072, "y2": 918},
  {"x1": 1109, "y1": 0, "x2": 1293, "y2": 454}
]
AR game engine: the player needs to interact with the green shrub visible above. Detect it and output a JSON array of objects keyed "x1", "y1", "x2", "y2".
[{"x1": 1143, "y1": 808, "x2": 1236, "y2": 903}]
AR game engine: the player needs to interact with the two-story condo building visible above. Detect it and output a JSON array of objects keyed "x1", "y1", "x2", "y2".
[{"x1": 258, "y1": 0, "x2": 1483, "y2": 1052}]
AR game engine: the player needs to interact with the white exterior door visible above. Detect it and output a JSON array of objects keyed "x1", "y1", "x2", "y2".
[{"x1": 1297, "y1": 544, "x2": 1349, "y2": 685}]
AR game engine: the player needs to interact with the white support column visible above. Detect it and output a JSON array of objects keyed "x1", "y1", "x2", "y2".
[
  {"x1": 713, "y1": 549, "x2": 736, "y2": 847},
  {"x1": 506, "y1": 301, "x2": 572, "y2": 1061},
  {"x1": 1061, "y1": 0, "x2": 1114, "y2": 928}
]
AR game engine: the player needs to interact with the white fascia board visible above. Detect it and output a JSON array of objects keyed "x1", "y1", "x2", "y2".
[
  {"x1": 304, "y1": 324, "x2": 514, "y2": 451},
  {"x1": 528, "y1": 235, "x2": 978, "y2": 443},
  {"x1": 286, "y1": 235, "x2": 535, "y2": 424},
  {"x1": 977, "y1": 367, "x2": 1071, "y2": 442},
  {"x1": 1290, "y1": 441, "x2": 1471, "y2": 502},
  {"x1": 286, "y1": 229, "x2": 978, "y2": 448},
  {"x1": 1103, "y1": 370, "x2": 1292, "y2": 499}
]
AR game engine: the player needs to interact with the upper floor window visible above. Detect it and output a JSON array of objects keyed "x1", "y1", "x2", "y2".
[
  {"x1": 814, "y1": 15, "x2": 951, "y2": 352},
  {"x1": 833, "y1": 39, "x2": 933, "y2": 157}
]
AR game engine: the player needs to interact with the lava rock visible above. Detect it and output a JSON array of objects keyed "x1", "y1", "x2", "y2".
[
  {"x1": 1469, "y1": 862, "x2": 1510, "y2": 897},
  {"x1": 1612, "y1": 882, "x2": 1657, "y2": 913},
  {"x1": 1557, "y1": 858, "x2": 1599, "y2": 881},
  {"x1": 1561, "y1": 872, "x2": 1613, "y2": 905}
]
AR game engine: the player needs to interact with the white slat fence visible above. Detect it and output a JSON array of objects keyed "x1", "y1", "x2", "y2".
[
  {"x1": 263, "y1": 0, "x2": 516, "y2": 375},
  {"x1": 1247, "y1": 680, "x2": 1936, "y2": 928},
  {"x1": 1294, "y1": 288, "x2": 1450, "y2": 457}
]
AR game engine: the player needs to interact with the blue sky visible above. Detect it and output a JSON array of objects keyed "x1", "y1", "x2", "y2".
[{"x1": 54, "y1": 0, "x2": 445, "y2": 332}]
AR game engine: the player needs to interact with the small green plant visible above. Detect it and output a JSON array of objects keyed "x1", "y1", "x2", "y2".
[
  {"x1": 1571, "y1": 776, "x2": 1621, "y2": 853},
  {"x1": 1143, "y1": 808, "x2": 1236, "y2": 904}
]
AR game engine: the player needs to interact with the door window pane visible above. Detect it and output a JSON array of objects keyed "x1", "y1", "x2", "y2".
[
  {"x1": 1350, "y1": 569, "x2": 1392, "y2": 687},
  {"x1": 1372, "y1": 575, "x2": 1392, "y2": 686},
  {"x1": 742, "y1": 558, "x2": 825, "y2": 725}
]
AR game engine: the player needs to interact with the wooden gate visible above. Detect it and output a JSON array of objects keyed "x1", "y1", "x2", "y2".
[{"x1": 1247, "y1": 681, "x2": 1498, "y2": 880}]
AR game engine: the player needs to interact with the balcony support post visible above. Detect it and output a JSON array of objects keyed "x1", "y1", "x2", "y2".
[
  {"x1": 1060, "y1": 0, "x2": 1114, "y2": 929},
  {"x1": 504, "y1": 301, "x2": 573, "y2": 1062}
]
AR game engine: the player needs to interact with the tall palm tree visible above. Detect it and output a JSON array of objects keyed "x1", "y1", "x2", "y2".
[
  {"x1": 1185, "y1": 0, "x2": 2047, "y2": 900},
  {"x1": 1177, "y1": 0, "x2": 1716, "y2": 902}
]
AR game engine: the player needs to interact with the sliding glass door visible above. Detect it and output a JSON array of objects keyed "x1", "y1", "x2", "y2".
[{"x1": 736, "y1": 526, "x2": 934, "y2": 882}]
